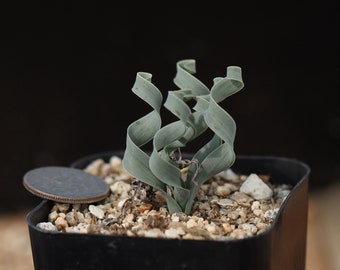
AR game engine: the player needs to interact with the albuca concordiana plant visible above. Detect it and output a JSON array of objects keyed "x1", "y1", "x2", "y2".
[{"x1": 122, "y1": 59, "x2": 244, "y2": 214}]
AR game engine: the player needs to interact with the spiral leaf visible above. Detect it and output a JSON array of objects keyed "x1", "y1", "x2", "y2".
[{"x1": 123, "y1": 59, "x2": 244, "y2": 214}]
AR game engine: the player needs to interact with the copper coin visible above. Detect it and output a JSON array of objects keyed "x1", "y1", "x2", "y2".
[{"x1": 23, "y1": 166, "x2": 110, "y2": 204}]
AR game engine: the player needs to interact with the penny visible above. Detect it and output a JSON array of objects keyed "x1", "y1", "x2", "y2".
[{"x1": 23, "y1": 166, "x2": 110, "y2": 204}]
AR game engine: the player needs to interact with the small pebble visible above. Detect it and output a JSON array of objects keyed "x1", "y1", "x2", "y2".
[
  {"x1": 264, "y1": 208, "x2": 279, "y2": 220},
  {"x1": 89, "y1": 205, "x2": 105, "y2": 219},
  {"x1": 41, "y1": 155, "x2": 291, "y2": 241},
  {"x1": 37, "y1": 222, "x2": 57, "y2": 231},
  {"x1": 240, "y1": 173, "x2": 273, "y2": 200},
  {"x1": 217, "y1": 198, "x2": 234, "y2": 207}
]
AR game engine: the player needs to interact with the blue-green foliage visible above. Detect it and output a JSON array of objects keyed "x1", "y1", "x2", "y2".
[{"x1": 122, "y1": 59, "x2": 244, "y2": 214}]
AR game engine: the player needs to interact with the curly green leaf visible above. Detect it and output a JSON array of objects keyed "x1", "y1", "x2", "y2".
[{"x1": 123, "y1": 60, "x2": 244, "y2": 214}]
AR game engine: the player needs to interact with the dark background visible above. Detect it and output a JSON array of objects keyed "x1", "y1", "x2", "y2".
[{"x1": 1, "y1": 4, "x2": 339, "y2": 212}]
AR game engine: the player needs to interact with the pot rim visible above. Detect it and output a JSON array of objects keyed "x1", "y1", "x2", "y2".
[{"x1": 26, "y1": 152, "x2": 310, "y2": 244}]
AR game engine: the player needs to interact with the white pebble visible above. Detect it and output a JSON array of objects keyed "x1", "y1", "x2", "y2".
[
  {"x1": 36, "y1": 222, "x2": 57, "y2": 231},
  {"x1": 142, "y1": 228, "x2": 164, "y2": 238},
  {"x1": 276, "y1": 189, "x2": 291, "y2": 201},
  {"x1": 217, "y1": 198, "x2": 234, "y2": 207},
  {"x1": 66, "y1": 223, "x2": 90, "y2": 233},
  {"x1": 84, "y1": 159, "x2": 104, "y2": 175},
  {"x1": 89, "y1": 205, "x2": 105, "y2": 219},
  {"x1": 48, "y1": 211, "x2": 58, "y2": 222},
  {"x1": 219, "y1": 168, "x2": 240, "y2": 182},
  {"x1": 264, "y1": 208, "x2": 279, "y2": 219},
  {"x1": 186, "y1": 219, "x2": 198, "y2": 228},
  {"x1": 205, "y1": 222, "x2": 219, "y2": 234},
  {"x1": 228, "y1": 211, "x2": 240, "y2": 220},
  {"x1": 240, "y1": 173, "x2": 273, "y2": 200},
  {"x1": 230, "y1": 229, "x2": 247, "y2": 238},
  {"x1": 110, "y1": 181, "x2": 131, "y2": 196},
  {"x1": 104, "y1": 176, "x2": 115, "y2": 185},
  {"x1": 238, "y1": 223, "x2": 258, "y2": 235},
  {"x1": 165, "y1": 227, "x2": 185, "y2": 238},
  {"x1": 117, "y1": 198, "x2": 129, "y2": 210},
  {"x1": 256, "y1": 222, "x2": 268, "y2": 230},
  {"x1": 100, "y1": 163, "x2": 111, "y2": 176},
  {"x1": 253, "y1": 209, "x2": 263, "y2": 217},
  {"x1": 110, "y1": 156, "x2": 122, "y2": 168},
  {"x1": 76, "y1": 212, "x2": 85, "y2": 223},
  {"x1": 66, "y1": 211, "x2": 78, "y2": 226},
  {"x1": 222, "y1": 223, "x2": 235, "y2": 233},
  {"x1": 251, "y1": 201, "x2": 260, "y2": 211}
]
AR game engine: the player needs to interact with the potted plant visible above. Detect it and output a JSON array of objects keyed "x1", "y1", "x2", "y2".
[{"x1": 24, "y1": 59, "x2": 311, "y2": 270}]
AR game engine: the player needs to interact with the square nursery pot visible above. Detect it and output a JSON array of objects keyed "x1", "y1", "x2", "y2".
[{"x1": 26, "y1": 151, "x2": 310, "y2": 270}]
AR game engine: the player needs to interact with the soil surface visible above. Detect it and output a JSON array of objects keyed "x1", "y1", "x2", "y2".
[{"x1": 37, "y1": 155, "x2": 292, "y2": 240}]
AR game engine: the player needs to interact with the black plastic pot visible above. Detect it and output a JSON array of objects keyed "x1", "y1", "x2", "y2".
[{"x1": 26, "y1": 151, "x2": 310, "y2": 270}]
